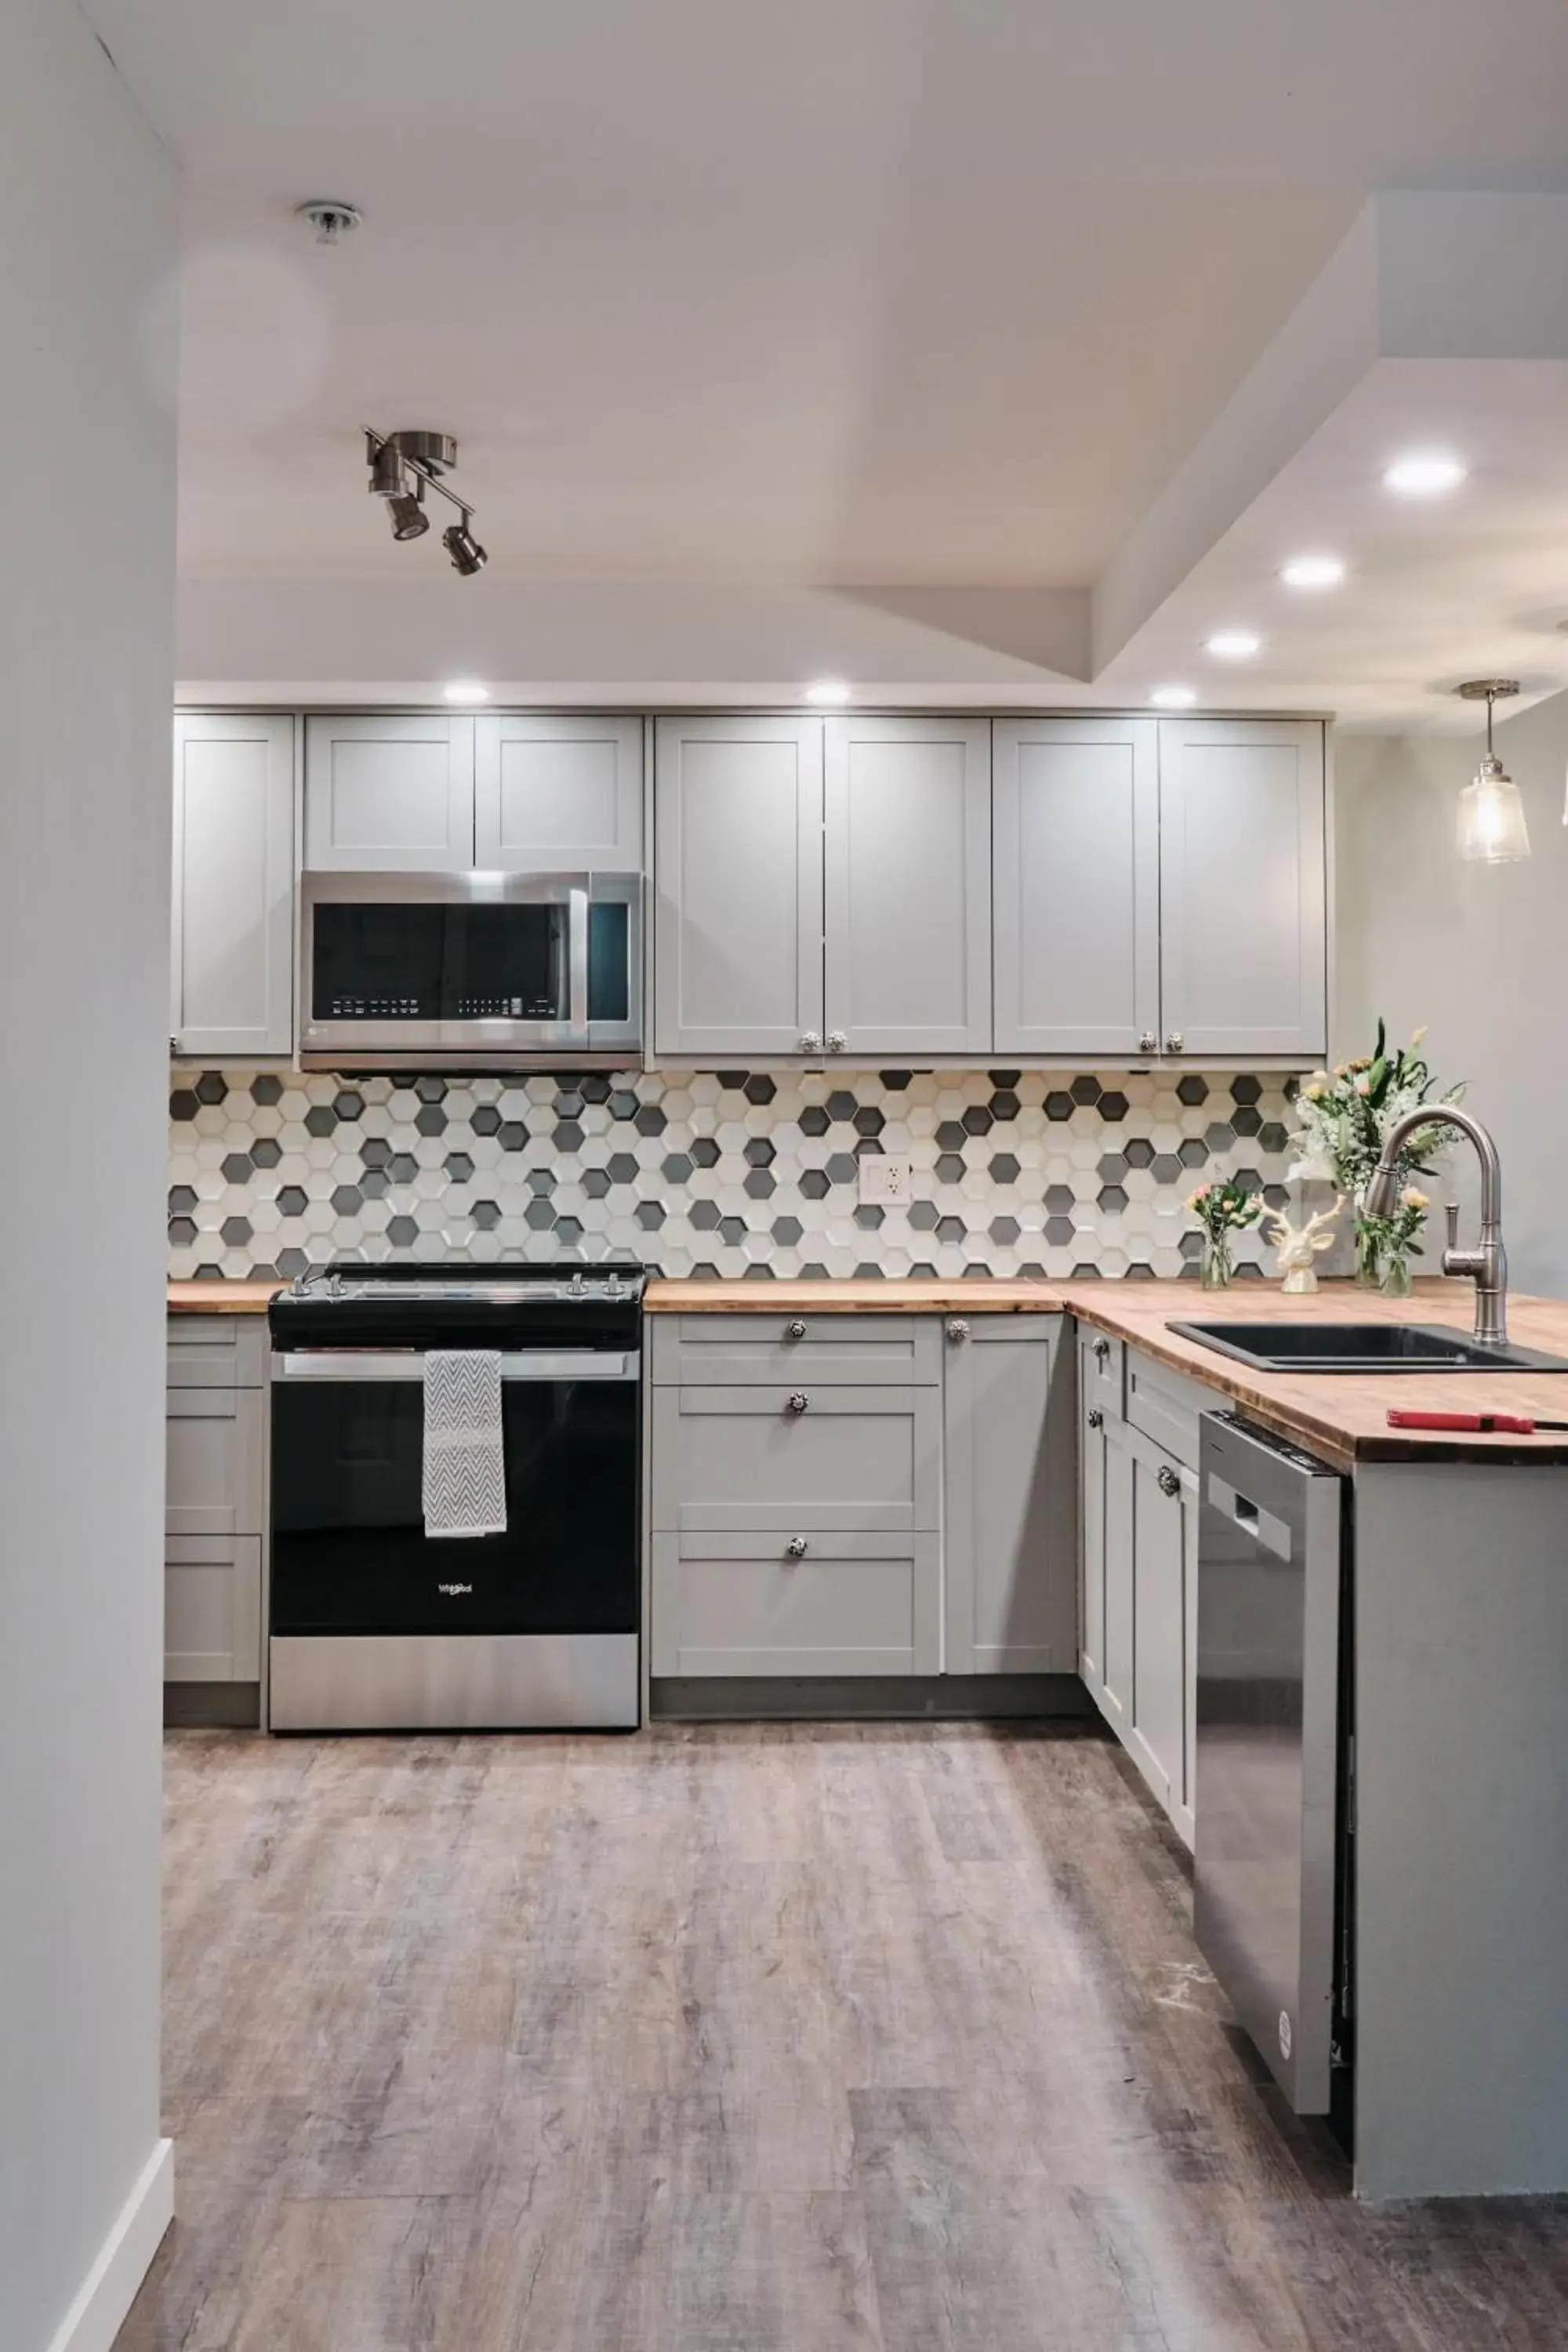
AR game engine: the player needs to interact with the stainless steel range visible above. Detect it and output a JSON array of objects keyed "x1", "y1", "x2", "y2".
[{"x1": 267, "y1": 1262, "x2": 646, "y2": 1732}]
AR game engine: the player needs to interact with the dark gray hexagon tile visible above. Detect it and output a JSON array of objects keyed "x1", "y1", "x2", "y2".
[
  {"x1": 853, "y1": 1106, "x2": 884, "y2": 1138},
  {"x1": 718, "y1": 1217, "x2": 747, "y2": 1246},
  {"x1": 987, "y1": 1089, "x2": 1020, "y2": 1121},
  {"x1": 989, "y1": 1152, "x2": 1020, "y2": 1184},
  {"x1": 333, "y1": 1090, "x2": 364, "y2": 1123},
  {"x1": 581, "y1": 1169, "x2": 612, "y2": 1199},
  {"x1": 499, "y1": 1121, "x2": 528, "y2": 1152},
  {"x1": 690, "y1": 1136, "x2": 720, "y2": 1168},
  {"x1": 169, "y1": 1090, "x2": 200, "y2": 1123},
  {"x1": 250, "y1": 1137, "x2": 282, "y2": 1171},
  {"x1": 1258, "y1": 1122, "x2": 1289, "y2": 1156},
  {"x1": 444, "y1": 1152, "x2": 474, "y2": 1182},
  {"x1": 194, "y1": 1072, "x2": 227, "y2": 1105},
  {"x1": 689, "y1": 1200, "x2": 721, "y2": 1230},
  {"x1": 662, "y1": 1152, "x2": 694, "y2": 1185},
  {"x1": 1044, "y1": 1185, "x2": 1075, "y2": 1214},
  {"x1": 1204, "y1": 1122, "x2": 1235, "y2": 1152},
  {"x1": 771, "y1": 1215, "x2": 804, "y2": 1246},
  {"x1": 799, "y1": 1169, "x2": 830, "y2": 1200},
  {"x1": 1177, "y1": 1074, "x2": 1209, "y2": 1106},
  {"x1": 276, "y1": 1247, "x2": 314, "y2": 1276},
  {"x1": 221, "y1": 1152, "x2": 252, "y2": 1185},
  {"x1": 330, "y1": 1185, "x2": 362, "y2": 1216},
  {"x1": 855, "y1": 1204, "x2": 884, "y2": 1230},
  {"x1": 524, "y1": 1199, "x2": 555, "y2": 1230},
  {"x1": 1178, "y1": 1138, "x2": 1208, "y2": 1170},
  {"x1": 1231, "y1": 1074, "x2": 1262, "y2": 1105},
  {"x1": 249, "y1": 1073, "x2": 284, "y2": 1107},
  {"x1": 1152, "y1": 1154, "x2": 1185, "y2": 1185},
  {"x1": 361, "y1": 1136, "x2": 392, "y2": 1169},
  {"x1": 908, "y1": 1200, "x2": 939, "y2": 1232},
  {"x1": 798, "y1": 1106, "x2": 830, "y2": 1138},
  {"x1": 1097, "y1": 1152, "x2": 1127, "y2": 1183},
  {"x1": 1045, "y1": 1091, "x2": 1074, "y2": 1122},
  {"x1": 744, "y1": 1138, "x2": 775, "y2": 1167},
  {"x1": 388, "y1": 1152, "x2": 418, "y2": 1185},
  {"x1": 1098, "y1": 1091, "x2": 1128, "y2": 1123},
  {"x1": 743, "y1": 1170, "x2": 776, "y2": 1198},
  {"x1": 989, "y1": 1215, "x2": 1020, "y2": 1244},
  {"x1": 526, "y1": 1168, "x2": 556, "y2": 1197},
  {"x1": 636, "y1": 1202, "x2": 666, "y2": 1230},
  {"x1": 168, "y1": 1184, "x2": 198, "y2": 1214},
  {"x1": 469, "y1": 1200, "x2": 503, "y2": 1230},
  {"x1": 606, "y1": 1154, "x2": 639, "y2": 1184},
  {"x1": 554, "y1": 1217, "x2": 585, "y2": 1247},
  {"x1": 935, "y1": 1215, "x2": 967, "y2": 1245},
  {"x1": 220, "y1": 1215, "x2": 252, "y2": 1247},
  {"x1": 168, "y1": 1215, "x2": 198, "y2": 1247},
  {"x1": 1123, "y1": 1138, "x2": 1155, "y2": 1170},
  {"x1": 878, "y1": 1070, "x2": 913, "y2": 1091},
  {"x1": 1231, "y1": 1105, "x2": 1261, "y2": 1137},
  {"x1": 359, "y1": 1170, "x2": 389, "y2": 1200},
  {"x1": 416, "y1": 1104, "x2": 449, "y2": 1137},
  {"x1": 826, "y1": 1153, "x2": 858, "y2": 1185},
  {"x1": 934, "y1": 1153, "x2": 965, "y2": 1185},
  {"x1": 276, "y1": 1185, "x2": 309, "y2": 1218},
  {"x1": 961, "y1": 1105, "x2": 993, "y2": 1136},
  {"x1": 470, "y1": 1105, "x2": 502, "y2": 1137},
  {"x1": 305, "y1": 1105, "x2": 337, "y2": 1138},
  {"x1": 634, "y1": 1106, "x2": 667, "y2": 1137},
  {"x1": 416, "y1": 1076, "x2": 447, "y2": 1102},
  {"x1": 551, "y1": 1120, "x2": 583, "y2": 1152},
  {"x1": 1069, "y1": 1076, "x2": 1102, "y2": 1106},
  {"x1": 743, "y1": 1075, "x2": 776, "y2": 1106},
  {"x1": 1044, "y1": 1216, "x2": 1076, "y2": 1247},
  {"x1": 1097, "y1": 1185, "x2": 1127, "y2": 1214}
]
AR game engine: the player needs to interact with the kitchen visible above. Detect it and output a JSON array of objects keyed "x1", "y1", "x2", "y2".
[{"x1": 13, "y1": 4, "x2": 1568, "y2": 2348}]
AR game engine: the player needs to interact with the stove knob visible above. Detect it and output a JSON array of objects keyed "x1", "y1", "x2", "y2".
[{"x1": 786, "y1": 1391, "x2": 810, "y2": 1415}]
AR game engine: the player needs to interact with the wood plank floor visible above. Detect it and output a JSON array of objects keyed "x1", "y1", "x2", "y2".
[{"x1": 118, "y1": 1722, "x2": 1568, "y2": 2350}]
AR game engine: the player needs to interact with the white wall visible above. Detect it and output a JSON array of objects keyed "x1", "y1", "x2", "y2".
[
  {"x1": 1336, "y1": 691, "x2": 1568, "y2": 1298},
  {"x1": 0, "y1": 5, "x2": 177, "y2": 2348}
]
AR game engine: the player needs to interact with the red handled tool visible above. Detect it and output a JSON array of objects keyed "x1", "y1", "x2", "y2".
[{"x1": 1386, "y1": 1408, "x2": 1568, "y2": 1435}]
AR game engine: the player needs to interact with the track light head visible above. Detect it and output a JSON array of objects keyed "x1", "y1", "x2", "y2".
[
  {"x1": 387, "y1": 489, "x2": 430, "y2": 543},
  {"x1": 442, "y1": 517, "x2": 488, "y2": 577},
  {"x1": 368, "y1": 439, "x2": 411, "y2": 500}
]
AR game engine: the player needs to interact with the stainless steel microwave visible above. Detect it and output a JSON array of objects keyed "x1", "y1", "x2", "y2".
[{"x1": 299, "y1": 870, "x2": 642, "y2": 1071}]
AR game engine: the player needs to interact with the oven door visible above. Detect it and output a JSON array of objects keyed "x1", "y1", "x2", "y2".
[
  {"x1": 298, "y1": 870, "x2": 641, "y2": 1069},
  {"x1": 270, "y1": 1349, "x2": 641, "y2": 1640}
]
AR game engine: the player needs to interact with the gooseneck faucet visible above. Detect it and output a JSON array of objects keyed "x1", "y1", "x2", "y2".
[{"x1": 1363, "y1": 1105, "x2": 1508, "y2": 1346}]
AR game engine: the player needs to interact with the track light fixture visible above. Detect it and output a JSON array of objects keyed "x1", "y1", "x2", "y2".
[{"x1": 364, "y1": 429, "x2": 488, "y2": 576}]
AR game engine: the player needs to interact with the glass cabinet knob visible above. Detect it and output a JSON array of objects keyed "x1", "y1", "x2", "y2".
[
  {"x1": 946, "y1": 1317, "x2": 971, "y2": 1341},
  {"x1": 1138, "y1": 1031, "x2": 1158, "y2": 1056},
  {"x1": 786, "y1": 1536, "x2": 808, "y2": 1559},
  {"x1": 1164, "y1": 1033, "x2": 1184, "y2": 1055},
  {"x1": 786, "y1": 1319, "x2": 808, "y2": 1341},
  {"x1": 800, "y1": 1031, "x2": 822, "y2": 1052},
  {"x1": 1157, "y1": 1464, "x2": 1181, "y2": 1498},
  {"x1": 827, "y1": 1031, "x2": 848, "y2": 1052},
  {"x1": 787, "y1": 1391, "x2": 810, "y2": 1414},
  {"x1": 1087, "y1": 1406, "x2": 1104, "y2": 1430}
]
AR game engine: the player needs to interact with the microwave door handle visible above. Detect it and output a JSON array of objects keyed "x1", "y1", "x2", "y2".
[{"x1": 568, "y1": 884, "x2": 590, "y2": 1040}]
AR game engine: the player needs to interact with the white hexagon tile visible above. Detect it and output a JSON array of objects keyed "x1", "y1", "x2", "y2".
[{"x1": 168, "y1": 1066, "x2": 1301, "y2": 1283}]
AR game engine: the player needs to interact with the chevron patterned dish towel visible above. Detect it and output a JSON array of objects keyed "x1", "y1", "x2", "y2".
[{"x1": 422, "y1": 1351, "x2": 508, "y2": 1538}]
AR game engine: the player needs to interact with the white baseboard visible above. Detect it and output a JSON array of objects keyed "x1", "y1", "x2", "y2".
[{"x1": 45, "y1": 2137, "x2": 174, "y2": 2352}]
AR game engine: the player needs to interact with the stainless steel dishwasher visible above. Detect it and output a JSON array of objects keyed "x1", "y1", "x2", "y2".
[{"x1": 1194, "y1": 1410, "x2": 1351, "y2": 2121}]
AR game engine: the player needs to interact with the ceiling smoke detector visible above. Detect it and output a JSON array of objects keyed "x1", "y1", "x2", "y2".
[{"x1": 296, "y1": 200, "x2": 362, "y2": 246}]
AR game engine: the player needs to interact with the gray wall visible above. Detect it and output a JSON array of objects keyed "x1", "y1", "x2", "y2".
[
  {"x1": 0, "y1": 5, "x2": 176, "y2": 2347},
  {"x1": 1336, "y1": 692, "x2": 1568, "y2": 1299}
]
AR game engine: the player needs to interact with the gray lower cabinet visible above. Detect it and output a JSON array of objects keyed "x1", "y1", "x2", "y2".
[
  {"x1": 165, "y1": 1316, "x2": 267, "y2": 1690},
  {"x1": 649, "y1": 1310, "x2": 1076, "y2": 1689},
  {"x1": 1078, "y1": 1337, "x2": 1202, "y2": 1849},
  {"x1": 942, "y1": 1314, "x2": 1075, "y2": 1674}
]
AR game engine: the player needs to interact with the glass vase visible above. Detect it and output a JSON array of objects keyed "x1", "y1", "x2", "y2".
[
  {"x1": 1381, "y1": 1251, "x2": 1414, "y2": 1300},
  {"x1": 1353, "y1": 1219, "x2": 1384, "y2": 1290},
  {"x1": 1200, "y1": 1233, "x2": 1233, "y2": 1290}
]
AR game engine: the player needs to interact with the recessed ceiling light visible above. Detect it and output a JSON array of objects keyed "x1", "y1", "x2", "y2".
[
  {"x1": 1149, "y1": 684, "x2": 1197, "y2": 710},
  {"x1": 1205, "y1": 630, "x2": 1261, "y2": 660},
  {"x1": 1279, "y1": 553, "x2": 1347, "y2": 592},
  {"x1": 804, "y1": 678, "x2": 851, "y2": 706},
  {"x1": 1383, "y1": 451, "x2": 1467, "y2": 499},
  {"x1": 442, "y1": 679, "x2": 488, "y2": 702}
]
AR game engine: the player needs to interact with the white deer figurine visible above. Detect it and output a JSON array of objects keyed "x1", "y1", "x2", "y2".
[{"x1": 1261, "y1": 1196, "x2": 1345, "y2": 1296}]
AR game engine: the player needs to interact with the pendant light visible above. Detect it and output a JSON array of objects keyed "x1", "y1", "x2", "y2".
[{"x1": 1455, "y1": 680, "x2": 1530, "y2": 864}]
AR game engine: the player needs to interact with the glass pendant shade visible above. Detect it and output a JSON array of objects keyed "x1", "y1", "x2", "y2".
[{"x1": 1457, "y1": 755, "x2": 1530, "y2": 863}]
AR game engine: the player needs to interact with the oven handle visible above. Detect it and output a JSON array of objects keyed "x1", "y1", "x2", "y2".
[{"x1": 274, "y1": 1349, "x2": 639, "y2": 1383}]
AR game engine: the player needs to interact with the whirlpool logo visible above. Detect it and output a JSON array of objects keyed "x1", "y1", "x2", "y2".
[{"x1": 437, "y1": 1582, "x2": 474, "y2": 1597}]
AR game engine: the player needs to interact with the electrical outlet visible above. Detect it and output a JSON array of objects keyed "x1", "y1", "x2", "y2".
[{"x1": 859, "y1": 1154, "x2": 913, "y2": 1207}]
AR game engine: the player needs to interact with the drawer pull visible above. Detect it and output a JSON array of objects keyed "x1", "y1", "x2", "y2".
[
  {"x1": 785, "y1": 1319, "x2": 808, "y2": 1341},
  {"x1": 946, "y1": 1317, "x2": 970, "y2": 1342},
  {"x1": 1087, "y1": 1406, "x2": 1104, "y2": 1430},
  {"x1": 786, "y1": 1391, "x2": 811, "y2": 1415},
  {"x1": 1157, "y1": 1464, "x2": 1181, "y2": 1499},
  {"x1": 786, "y1": 1536, "x2": 808, "y2": 1559},
  {"x1": 1093, "y1": 1336, "x2": 1110, "y2": 1366}
]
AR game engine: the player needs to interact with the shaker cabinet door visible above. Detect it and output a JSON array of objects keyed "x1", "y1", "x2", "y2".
[
  {"x1": 942, "y1": 1315, "x2": 1076, "y2": 1675},
  {"x1": 474, "y1": 713, "x2": 642, "y2": 873},
  {"x1": 993, "y1": 717, "x2": 1160, "y2": 1058},
  {"x1": 1156, "y1": 717, "x2": 1326, "y2": 1059},
  {"x1": 303, "y1": 714, "x2": 475, "y2": 872},
  {"x1": 171, "y1": 713, "x2": 296, "y2": 1058},
  {"x1": 823, "y1": 716, "x2": 991, "y2": 1055},
  {"x1": 653, "y1": 716, "x2": 825, "y2": 1057}
]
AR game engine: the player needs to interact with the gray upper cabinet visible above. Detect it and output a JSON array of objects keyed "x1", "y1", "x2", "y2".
[
  {"x1": 1157, "y1": 717, "x2": 1327, "y2": 1059},
  {"x1": 993, "y1": 717, "x2": 1160, "y2": 1058},
  {"x1": 653, "y1": 716, "x2": 825, "y2": 1058},
  {"x1": 942, "y1": 1314, "x2": 1076, "y2": 1675},
  {"x1": 823, "y1": 716, "x2": 991, "y2": 1057},
  {"x1": 171, "y1": 713, "x2": 296, "y2": 1058},
  {"x1": 303, "y1": 713, "x2": 475, "y2": 872},
  {"x1": 474, "y1": 713, "x2": 643, "y2": 873}
]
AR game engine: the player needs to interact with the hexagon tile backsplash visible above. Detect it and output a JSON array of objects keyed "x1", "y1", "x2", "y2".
[{"x1": 168, "y1": 1066, "x2": 1300, "y2": 1283}]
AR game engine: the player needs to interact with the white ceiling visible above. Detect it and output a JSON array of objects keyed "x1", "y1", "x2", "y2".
[{"x1": 88, "y1": 0, "x2": 1568, "y2": 722}]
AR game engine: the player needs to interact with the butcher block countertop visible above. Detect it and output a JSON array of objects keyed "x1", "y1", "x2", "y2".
[
  {"x1": 169, "y1": 1273, "x2": 1568, "y2": 1464},
  {"x1": 168, "y1": 1279, "x2": 283, "y2": 1315}
]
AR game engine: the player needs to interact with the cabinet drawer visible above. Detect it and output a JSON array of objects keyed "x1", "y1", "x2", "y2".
[
  {"x1": 165, "y1": 1534, "x2": 262, "y2": 1682},
  {"x1": 650, "y1": 1385, "x2": 939, "y2": 1533},
  {"x1": 166, "y1": 1315, "x2": 267, "y2": 1389},
  {"x1": 651, "y1": 1530, "x2": 939, "y2": 1677},
  {"x1": 1125, "y1": 1347, "x2": 1212, "y2": 1472},
  {"x1": 650, "y1": 1312, "x2": 939, "y2": 1387},
  {"x1": 166, "y1": 1387, "x2": 266, "y2": 1537},
  {"x1": 1078, "y1": 1324, "x2": 1124, "y2": 1415}
]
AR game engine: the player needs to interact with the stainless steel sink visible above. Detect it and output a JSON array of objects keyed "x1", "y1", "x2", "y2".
[{"x1": 1167, "y1": 1320, "x2": 1568, "y2": 1374}]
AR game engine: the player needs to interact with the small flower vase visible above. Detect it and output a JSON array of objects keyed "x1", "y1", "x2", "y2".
[
  {"x1": 1200, "y1": 1233, "x2": 1233, "y2": 1290},
  {"x1": 1381, "y1": 1252, "x2": 1414, "y2": 1300},
  {"x1": 1353, "y1": 1218, "x2": 1384, "y2": 1290}
]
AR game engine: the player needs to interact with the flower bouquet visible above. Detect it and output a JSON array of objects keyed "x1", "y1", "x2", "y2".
[
  {"x1": 1288, "y1": 1020, "x2": 1462, "y2": 1291},
  {"x1": 1186, "y1": 1173, "x2": 1261, "y2": 1290}
]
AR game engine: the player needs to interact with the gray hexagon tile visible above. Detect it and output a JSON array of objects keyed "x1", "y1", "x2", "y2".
[{"x1": 167, "y1": 1065, "x2": 1301, "y2": 1281}]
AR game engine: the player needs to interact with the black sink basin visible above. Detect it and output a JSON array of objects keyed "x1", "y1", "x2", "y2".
[{"x1": 1167, "y1": 1320, "x2": 1568, "y2": 1374}]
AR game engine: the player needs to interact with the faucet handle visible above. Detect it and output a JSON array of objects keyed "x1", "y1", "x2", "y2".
[{"x1": 1445, "y1": 1202, "x2": 1461, "y2": 1254}]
